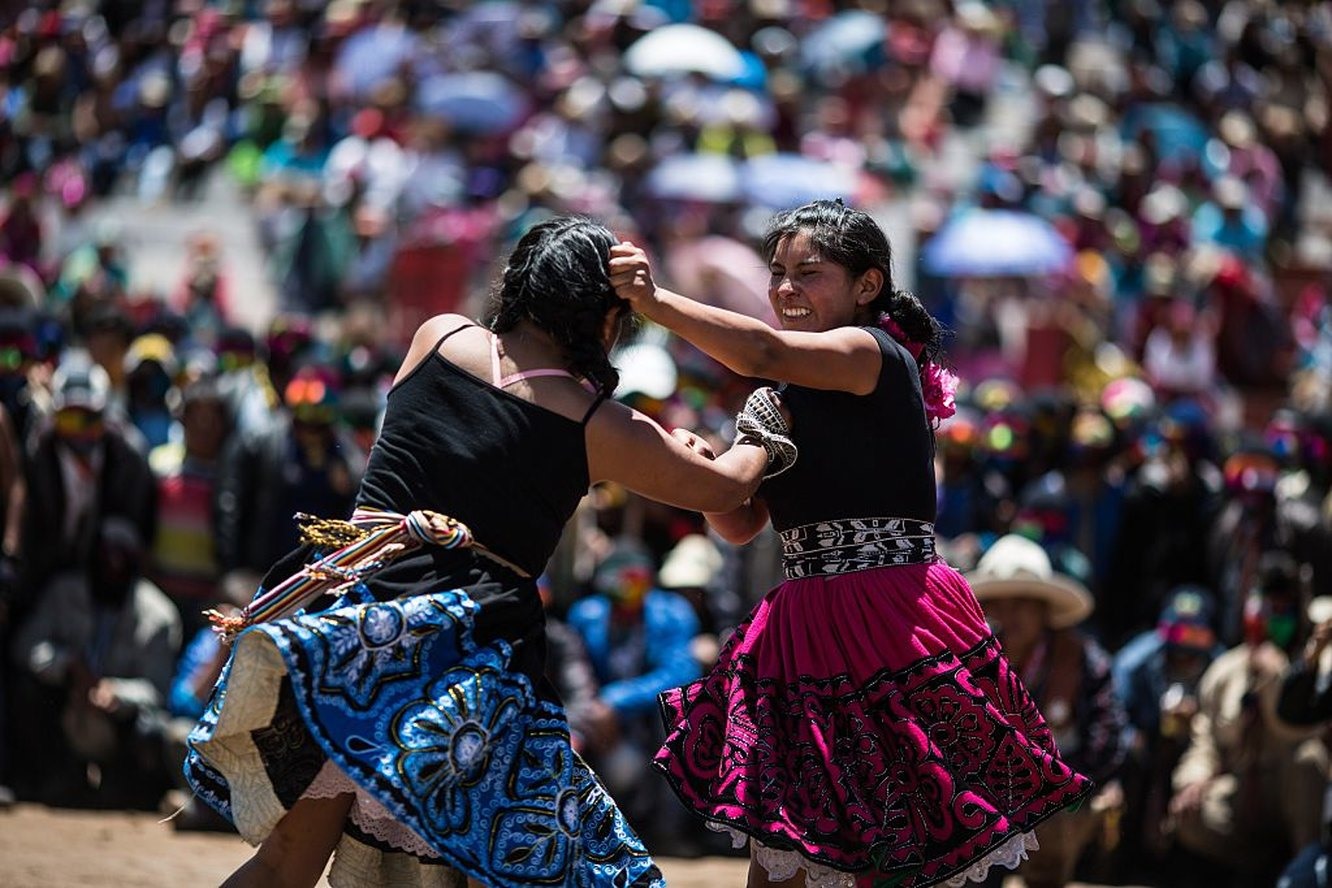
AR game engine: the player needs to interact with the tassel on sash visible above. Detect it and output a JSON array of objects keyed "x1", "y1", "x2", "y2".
[{"x1": 207, "y1": 507, "x2": 486, "y2": 644}]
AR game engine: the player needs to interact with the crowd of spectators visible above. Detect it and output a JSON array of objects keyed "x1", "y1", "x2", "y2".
[{"x1": 0, "y1": 0, "x2": 1328, "y2": 885}]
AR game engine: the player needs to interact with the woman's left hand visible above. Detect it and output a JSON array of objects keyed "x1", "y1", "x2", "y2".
[{"x1": 608, "y1": 242, "x2": 660, "y2": 313}]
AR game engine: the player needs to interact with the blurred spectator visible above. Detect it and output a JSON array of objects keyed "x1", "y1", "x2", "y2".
[
  {"x1": 148, "y1": 376, "x2": 231, "y2": 639},
  {"x1": 657, "y1": 532, "x2": 734, "y2": 651},
  {"x1": 1169, "y1": 555, "x2": 1327, "y2": 887},
  {"x1": 1191, "y1": 177, "x2": 1268, "y2": 263},
  {"x1": 169, "y1": 232, "x2": 233, "y2": 345},
  {"x1": 124, "y1": 333, "x2": 178, "y2": 452},
  {"x1": 80, "y1": 302, "x2": 137, "y2": 427},
  {"x1": 1209, "y1": 449, "x2": 1284, "y2": 644},
  {"x1": 1104, "y1": 402, "x2": 1222, "y2": 645},
  {"x1": 0, "y1": 311, "x2": 43, "y2": 449},
  {"x1": 567, "y1": 541, "x2": 703, "y2": 855},
  {"x1": 1112, "y1": 586, "x2": 1225, "y2": 875},
  {"x1": 214, "y1": 364, "x2": 360, "y2": 579},
  {"x1": 538, "y1": 574, "x2": 614, "y2": 759},
  {"x1": 1143, "y1": 300, "x2": 1217, "y2": 402},
  {"x1": 213, "y1": 327, "x2": 278, "y2": 438},
  {"x1": 970, "y1": 534, "x2": 1127, "y2": 888},
  {"x1": 9, "y1": 518, "x2": 181, "y2": 808},
  {"x1": 18, "y1": 351, "x2": 157, "y2": 621},
  {"x1": 0, "y1": 175, "x2": 44, "y2": 275},
  {"x1": 1273, "y1": 597, "x2": 1332, "y2": 888}
]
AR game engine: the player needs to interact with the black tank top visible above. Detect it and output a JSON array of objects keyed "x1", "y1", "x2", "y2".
[
  {"x1": 761, "y1": 325, "x2": 938, "y2": 531},
  {"x1": 356, "y1": 327, "x2": 605, "y2": 577}
]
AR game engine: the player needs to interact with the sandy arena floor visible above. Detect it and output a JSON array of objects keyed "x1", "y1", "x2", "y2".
[{"x1": 0, "y1": 803, "x2": 749, "y2": 887}]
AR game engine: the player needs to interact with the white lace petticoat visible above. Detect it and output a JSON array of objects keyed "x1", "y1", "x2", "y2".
[
  {"x1": 305, "y1": 759, "x2": 441, "y2": 861},
  {"x1": 707, "y1": 822, "x2": 1039, "y2": 888}
]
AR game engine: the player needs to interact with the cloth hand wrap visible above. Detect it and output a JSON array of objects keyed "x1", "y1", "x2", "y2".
[{"x1": 735, "y1": 387, "x2": 798, "y2": 478}]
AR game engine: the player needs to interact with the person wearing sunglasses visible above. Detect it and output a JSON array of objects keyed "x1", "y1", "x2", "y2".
[{"x1": 9, "y1": 350, "x2": 157, "y2": 801}]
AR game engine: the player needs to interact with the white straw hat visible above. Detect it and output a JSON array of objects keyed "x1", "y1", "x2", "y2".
[{"x1": 966, "y1": 534, "x2": 1094, "y2": 629}]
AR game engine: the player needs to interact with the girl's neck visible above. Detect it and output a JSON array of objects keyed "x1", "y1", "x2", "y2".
[{"x1": 500, "y1": 319, "x2": 569, "y2": 367}]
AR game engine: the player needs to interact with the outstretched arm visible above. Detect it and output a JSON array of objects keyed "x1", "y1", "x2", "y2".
[
  {"x1": 586, "y1": 400, "x2": 768, "y2": 514},
  {"x1": 609, "y1": 242, "x2": 883, "y2": 394}
]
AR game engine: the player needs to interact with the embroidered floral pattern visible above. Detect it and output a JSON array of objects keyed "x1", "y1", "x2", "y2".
[
  {"x1": 655, "y1": 632, "x2": 1092, "y2": 888},
  {"x1": 186, "y1": 588, "x2": 663, "y2": 888}
]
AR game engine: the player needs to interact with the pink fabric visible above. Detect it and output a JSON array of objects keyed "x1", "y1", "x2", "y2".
[
  {"x1": 655, "y1": 561, "x2": 1092, "y2": 887},
  {"x1": 736, "y1": 562, "x2": 990, "y2": 677}
]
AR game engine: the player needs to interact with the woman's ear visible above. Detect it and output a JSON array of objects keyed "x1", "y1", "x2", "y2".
[
  {"x1": 856, "y1": 268, "x2": 885, "y2": 307},
  {"x1": 602, "y1": 306, "x2": 626, "y2": 350}
]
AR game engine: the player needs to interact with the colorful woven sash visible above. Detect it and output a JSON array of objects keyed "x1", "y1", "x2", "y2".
[{"x1": 207, "y1": 507, "x2": 489, "y2": 644}]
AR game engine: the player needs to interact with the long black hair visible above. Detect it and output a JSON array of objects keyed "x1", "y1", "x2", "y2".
[
  {"x1": 484, "y1": 216, "x2": 626, "y2": 396},
  {"x1": 761, "y1": 199, "x2": 945, "y2": 367}
]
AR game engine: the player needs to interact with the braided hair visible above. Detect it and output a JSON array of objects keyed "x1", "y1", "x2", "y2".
[
  {"x1": 762, "y1": 199, "x2": 945, "y2": 367},
  {"x1": 484, "y1": 216, "x2": 626, "y2": 396}
]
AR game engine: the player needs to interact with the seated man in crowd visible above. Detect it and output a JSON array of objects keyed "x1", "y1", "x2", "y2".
[
  {"x1": 567, "y1": 542, "x2": 702, "y2": 855},
  {"x1": 971, "y1": 534, "x2": 1129, "y2": 888},
  {"x1": 1169, "y1": 554, "x2": 1327, "y2": 887},
  {"x1": 1112, "y1": 586, "x2": 1225, "y2": 875},
  {"x1": 10, "y1": 518, "x2": 181, "y2": 808}
]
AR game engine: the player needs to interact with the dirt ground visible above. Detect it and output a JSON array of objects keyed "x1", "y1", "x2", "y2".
[
  {"x1": 0, "y1": 803, "x2": 750, "y2": 887},
  {"x1": 0, "y1": 803, "x2": 1132, "y2": 887}
]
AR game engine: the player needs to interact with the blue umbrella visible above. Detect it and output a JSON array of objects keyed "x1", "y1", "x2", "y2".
[
  {"x1": 1121, "y1": 103, "x2": 1210, "y2": 164},
  {"x1": 800, "y1": 10, "x2": 888, "y2": 82},
  {"x1": 646, "y1": 154, "x2": 742, "y2": 203},
  {"x1": 922, "y1": 209, "x2": 1072, "y2": 277},
  {"x1": 415, "y1": 72, "x2": 530, "y2": 135},
  {"x1": 740, "y1": 154, "x2": 858, "y2": 209},
  {"x1": 334, "y1": 25, "x2": 422, "y2": 98}
]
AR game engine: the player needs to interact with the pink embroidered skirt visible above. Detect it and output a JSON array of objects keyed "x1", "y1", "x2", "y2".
[{"x1": 654, "y1": 519, "x2": 1092, "y2": 888}]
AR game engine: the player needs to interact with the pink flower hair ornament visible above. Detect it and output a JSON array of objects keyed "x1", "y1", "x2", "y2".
[{"x1": 879, "y1": 314, "x2": 958, "y2": 427}]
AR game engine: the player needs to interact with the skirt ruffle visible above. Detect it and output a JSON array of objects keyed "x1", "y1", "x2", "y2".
[
  {"x1": 653, "y1": 561, "x2": 1093, "y2": 888},
  {"x1": 185, "y1": 586, "x2": 663, "y2": 888}
]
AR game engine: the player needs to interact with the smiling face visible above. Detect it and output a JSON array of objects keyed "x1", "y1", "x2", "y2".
[{"x1": 767, "y1": 231, "x2": 882, "y2": 333}]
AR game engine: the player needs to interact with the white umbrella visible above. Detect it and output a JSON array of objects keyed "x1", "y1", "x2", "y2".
[
  {"x1": 645, "y1": 154, "x2": 742, "y2": 203},
  {"x1": 624, "y1": 24, "x2": 746, "y2": 80}
]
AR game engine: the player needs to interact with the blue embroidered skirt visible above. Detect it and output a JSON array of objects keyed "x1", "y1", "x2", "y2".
[{"x1": 184, "y1": 551, "x2": 663, "y2": 888}]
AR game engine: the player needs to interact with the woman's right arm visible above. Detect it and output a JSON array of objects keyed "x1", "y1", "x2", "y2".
[{"x1": 586, "y1": 400, "x2": 768, "y2": 514}]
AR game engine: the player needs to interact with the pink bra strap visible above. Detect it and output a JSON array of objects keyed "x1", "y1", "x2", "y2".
[{"x1": 490, "y1": 334, "x2": 581, "y2": 389}]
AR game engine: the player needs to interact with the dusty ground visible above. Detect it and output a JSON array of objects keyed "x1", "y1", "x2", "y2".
[
  {"x1": 0, "y1": 803, "x2": 1138, "y2": 887},
  {"x1": 0, "y1": 803, "x2": 750, "y2": 887}
]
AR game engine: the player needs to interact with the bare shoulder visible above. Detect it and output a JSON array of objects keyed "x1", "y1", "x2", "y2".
[
  {"x1": 413, "y1": 313, "x2": 477, "y2": 346},
  {"x1": 394, "y1": 314, "x2": 479, "y2": 384}
]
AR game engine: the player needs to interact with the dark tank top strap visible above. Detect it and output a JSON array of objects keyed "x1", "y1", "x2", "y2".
[
  {"x1": 390, "y1": 322, "x2": 480, "y2": 394},
  {"x1": 581, "y1": 388, "x2": 610, "y2": 425},
  {"x1": 434, "y1": 322, "x2": 478, "y2": 351}
]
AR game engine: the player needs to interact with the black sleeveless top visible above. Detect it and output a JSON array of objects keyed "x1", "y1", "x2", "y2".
[
  {"x1": 356, "y1": 328, "x2": 602, "y2": 577},
  {"x1": 761, "y1": 326, "x2": 937, "y2": 531}
]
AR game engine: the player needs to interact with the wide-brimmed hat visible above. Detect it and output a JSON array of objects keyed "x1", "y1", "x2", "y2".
[
  {"x1": 658, "y1": 534, "x2": 722, "y2": 590},
  {"x1": 966, "y1": 534, "x2": 1094, "y2": 629}
]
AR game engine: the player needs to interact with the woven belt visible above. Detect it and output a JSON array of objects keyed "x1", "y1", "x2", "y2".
[
  {"x1": 779, "y1": 517, "x2": 936, "y2": 579},
  {"x1": 207, "y1": 507, "x2": 525, "y2": 643}
]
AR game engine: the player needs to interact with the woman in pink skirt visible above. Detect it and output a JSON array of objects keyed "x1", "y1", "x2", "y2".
[{"x1": 609, "y1": 199, "x2": 1092, "y2": 888}]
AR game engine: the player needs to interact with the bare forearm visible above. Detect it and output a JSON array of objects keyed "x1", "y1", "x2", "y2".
[
  {"x1": 645, "y1": 288, "x2": 782, "y2": 379},
  {"x1": 705, "y1": 497, "x2": 769, "y2": 545}
]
